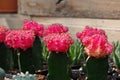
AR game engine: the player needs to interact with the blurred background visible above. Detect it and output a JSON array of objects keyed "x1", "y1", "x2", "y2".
[{"x1": 0, "y1": 0, "x2": 120, "y2": 41}]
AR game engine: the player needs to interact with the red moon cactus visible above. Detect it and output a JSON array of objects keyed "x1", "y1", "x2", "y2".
[
  {"x1": 4, "y1": 30, "x2": 35, "y2": 50},
  {"x1": 23, "y1": 20, "x2": 44, "y2": 37},
  {"x1": 43, "y1": 33, "x2": 74, "y2": 53},
  {"x1": 77, "y1": 26, "x2": 113, "y2": 58},
  {"x1": 44, "y1": 23, "x2": 68, "y2": 36}
]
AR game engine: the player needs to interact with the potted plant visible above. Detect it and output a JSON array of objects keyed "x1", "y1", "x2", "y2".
[
  {"x1": 43, "y1": 24, "x2": 73, "y2": 80},
  {"x1": 77, "y1": 26, "x2": 113, "y2": 80}
]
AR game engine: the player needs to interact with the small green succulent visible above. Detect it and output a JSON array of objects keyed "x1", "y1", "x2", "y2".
[
  {"x1": 112, "y1": 41, "x2": 120, "y2": 69},
  {"x1": 69, "y1": 39, "x2": 84, "y2": 65},
  {"x1": 0, "y1": 67, "x2": 6, "y2": 80},
  {"x1": 12, "y1": 72, "x2": 38, "y2": 80}
]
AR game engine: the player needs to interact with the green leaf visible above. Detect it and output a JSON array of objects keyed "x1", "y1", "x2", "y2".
[
  {"x1": 42, "y1": 42, "x2": 49, "y2": 61},
  {"x1": 68, "y1": 39, "x2": 84, "y2": 65},
  {"x1": 113, "y1": 52, "x2": 120, "y2": 69},
  {"x1": 112, "y1": 41, "x2": 120, "y2": 69}
]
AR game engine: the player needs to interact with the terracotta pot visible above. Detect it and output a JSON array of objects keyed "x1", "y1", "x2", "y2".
[{"x1": 0, "y1": 0, "x2": 17, "y2": 12}]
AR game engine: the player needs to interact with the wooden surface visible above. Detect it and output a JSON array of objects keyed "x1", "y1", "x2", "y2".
[
  {"x1": 32, "y1": 17, "x2": 120, "y2": 41},
  {"x1": 18, "y1": 0, "x2": 120, "y2": 19}
]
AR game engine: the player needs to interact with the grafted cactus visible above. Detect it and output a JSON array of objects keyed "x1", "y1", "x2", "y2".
[
  {"x1": 5, "y1": 30, "x2": 44, "y2": 73},
  {"x1": 76, "y1": 26, "x2": 113, "y2": 80},
  {"x1": 23, "y1": 20, "x2": 44, "y2": 72},
  {"x1": 43, "y1": 33, "x2": 74, "y2": 80}
]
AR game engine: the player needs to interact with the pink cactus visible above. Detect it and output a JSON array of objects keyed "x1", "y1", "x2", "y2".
[
  {"x1": 44, "y1": 23, "x2": 68, "y2": 36},
  {"x1": 4, "y1": 30, "x2": 35, "y2": 50},
  {"x1": 43, "y1": 33, "x2": 74, "y2": 53},
  {"x1": 84, "y1": 34, "x2": 113, "y2": 58},
  {"x1": 76, "y1": 26, "x2": 106, "y2": 42},
  {"x1": 77, "y1": 26, "x2": 113, "y2": 58},
  {"x1": 0, "y1": 25, "x2": 7, "y2": 43},
  {"x1": 23, "y1": 20, "x2": 44, "y2": 37}
]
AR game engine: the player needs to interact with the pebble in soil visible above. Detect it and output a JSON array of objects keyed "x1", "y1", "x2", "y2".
[{"x1": 108, "y1": 58, "x2": 120, "y2": 80}]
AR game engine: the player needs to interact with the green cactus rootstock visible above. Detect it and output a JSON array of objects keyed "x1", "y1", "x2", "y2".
[
  {"x1": 0, "y1": 43, "x2": 14, "y2": 71},
  {"x1": 19, "y1": 48, "x2": 34, "y2": 73},
  {"x1": 18, "y1": 36, "x2": 43, "y2": 73},
  {"x1": 0, "y1": 68, "x2": 6, "y2": 80},
  {"x1": 48, "y1": 52, "x2": 71, "y2": 80},
  {"x1": 32, "y1": 36, "x2": 43, "y2": 71},
  {"x1": 12, "y1": 72, "x2": 38, "y2": 80},
  {"x1": 86, "y1": 56, "x2": 108, "y2": 80}
]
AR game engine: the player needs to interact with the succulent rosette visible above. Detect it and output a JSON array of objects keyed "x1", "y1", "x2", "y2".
[
  {"x1": 44, "y1": 23, "x2": 68, "y2": 36},
  {"x1": 43, "y1": 33, "x2": 74, "y2": 53},
  {"x1": 4, "y1": 30, "x2": 35, "y2": 50},
  {"x1": 23, "y1": 20, "x2": 44, "y2": 37},
  {"x1": 0, "y1": 25, "x2": 7, "y2": 43}
]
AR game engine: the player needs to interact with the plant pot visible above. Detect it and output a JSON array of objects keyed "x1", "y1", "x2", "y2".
[{"x1": 0, "y1": 0, "x2": 17, "y2": 12}]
